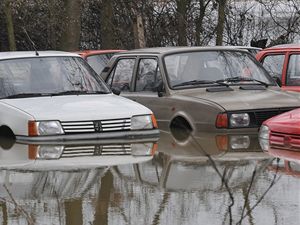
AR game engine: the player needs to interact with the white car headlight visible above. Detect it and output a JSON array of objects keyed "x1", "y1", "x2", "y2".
[
  {"x1": 230, "y1": 113, "x2": 250, "y2": 128},
  {"x1": 131, "y1": 115, "x2": 156, "y2": 130},
  {"x1": 37, "y1": 145, "x2": 64, "y2": 159},
  {"x1": 29, "y1": 121, "x2": 64, "y2": 136}
]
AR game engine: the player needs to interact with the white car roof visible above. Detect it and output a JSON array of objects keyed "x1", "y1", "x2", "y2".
[{"x1": 0, "y1": 51, "x2": 80, "y2": 60}]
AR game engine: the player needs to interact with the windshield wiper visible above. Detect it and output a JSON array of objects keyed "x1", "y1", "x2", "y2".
[
  {"x1": 173, "y1": 79, "x2": 229, "y2": 88},
  {"x1": 216, "y1": 76, "x2": 269, "y2": 87},
  {"x1": 51, "y1": 90, "x2": 109, "y2": 96},
  {"x1": 2, "y1": 93, "x2": 51, "y2": 99}
]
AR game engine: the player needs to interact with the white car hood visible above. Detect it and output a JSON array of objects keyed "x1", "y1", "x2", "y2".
[{"x1": 2, "y1": 94, "x2": 151, "y2": 121}]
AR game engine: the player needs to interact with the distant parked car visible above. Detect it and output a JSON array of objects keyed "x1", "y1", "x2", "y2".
[
  {"x1": 0, "y1": 51, "x2": 159, "y2": 142},
  {"x1": 259, "y1": 108, "x2": 300, "y2": 151},
  {"x1": 256, "y1": 44, "x2": 300, "y2": 92},
  {"x1": 101, "y1": 46, "x2": 300, "y2": 136},
  {"x1": 77, "y1": 50, "x2": 126, "y2": 75}
]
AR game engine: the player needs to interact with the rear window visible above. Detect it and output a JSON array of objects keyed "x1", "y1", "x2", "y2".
[{"x1": 86, "y1": 53, "x2": 114, "y2": 75}]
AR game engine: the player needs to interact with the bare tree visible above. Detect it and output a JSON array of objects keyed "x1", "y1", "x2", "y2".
[
  {"x1": 195, "y1": 0, "x2": 212, "y2": 46},
  {"x1": 176, "y1": 0, "x2": 190, "y2": 46},
  {"x1": 256, "y1": 0, "x2": 300, "y2": 47},
  {"x1": 216, "y1": 0, "x2": 227, "y2": 45},
  {"x1": 4, "y1": 0, "x2": 16, "y2": 51},
  {"x1": 2, "y1": 0, "x2": 300, "y2": 51},
  {"x1": 132, "y1": 9, "x2": 146, "y2": 48},
  {"x1": 224, "y1": 0, "x2": 257, "y2": 45},
  {"x1": 131, "y1": 0, "x2": 147, "y2": 48},
  {"x1": 100, "y1": 0, "x2": 116, "y2": 49},
  {"x1": 59, "y1": 0, "x2": 82, "y2": 51}
]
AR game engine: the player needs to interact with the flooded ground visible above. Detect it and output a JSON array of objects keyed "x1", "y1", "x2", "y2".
[{"x1": 0, "y1": 130, "x2": 299, "y2": 225}]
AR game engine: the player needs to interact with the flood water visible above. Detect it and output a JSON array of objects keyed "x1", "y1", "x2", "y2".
[{"x1": 0, "y1": 130, "x2": 299, "y2": 225}]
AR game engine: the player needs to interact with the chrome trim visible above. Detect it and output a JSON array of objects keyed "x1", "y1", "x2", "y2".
[
  {"x1": 16, "y1": 129, "x2": 160, "y2": 143},
  {"x1": 61, "y1": 118, "x2": 131, "y2": 133}
]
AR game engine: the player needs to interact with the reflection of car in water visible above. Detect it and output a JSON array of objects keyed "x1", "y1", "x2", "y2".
[
  {"x1": 112, "y1": 130, "x2": 271, "y2": 191},
  {"x1": 0, "y1": 167, "x2": 108, "y2": 225},
  {"x1": 0, "y1": 138, "x2": 156, "y2": 224},
  {"x1": 266, "y1": 147, "x2": 300, "y2": 178},
  {"x1": 108, "y1": 130, "x2": 279, "y2": 225},
  {"x1": 0, "y1": 167, "x2": 107, "y2": 199},
  {"x1": 161, "y1": 128, "x2": 262, "y2": 157},
  {"x1": 1, "y1": 131, "x2": 294, "y2": 225},
  {"x1": 0, "y1": 138, "x2": 157, "y2": 170}
]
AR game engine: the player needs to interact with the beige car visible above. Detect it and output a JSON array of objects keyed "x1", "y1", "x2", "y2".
[{"x1": 101, "y1": 47, "x2": 300, "y2": 138}]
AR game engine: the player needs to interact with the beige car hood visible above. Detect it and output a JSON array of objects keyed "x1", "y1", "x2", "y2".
[{"x1": 178, "y1": 87, "x2": 300, "y2": 111}]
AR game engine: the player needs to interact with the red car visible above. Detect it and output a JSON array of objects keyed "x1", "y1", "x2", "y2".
[
  {"x1": 259, "y1": 108, "x2": 300, "y2": 151},
  {"x1": 256, "y1": 44, "x2": 300, "y2": 92},
  {"x1": 77, "y1": 50, "x2": 126, "y2": 75}
]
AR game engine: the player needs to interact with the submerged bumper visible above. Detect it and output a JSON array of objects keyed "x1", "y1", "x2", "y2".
[{"x1": 16, "y1": 129, "x2": 160, "y2": 144}]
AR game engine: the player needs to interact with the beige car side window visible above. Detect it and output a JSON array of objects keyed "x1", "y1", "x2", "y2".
[
  {"x1": 109, "y1": 58, "x2": 135, "y2": 91},
  {"x1": 136, "y1": 58, "x2": 162, "y2": 92}
]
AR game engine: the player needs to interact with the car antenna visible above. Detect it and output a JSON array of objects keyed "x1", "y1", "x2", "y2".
[{"x1": 23, "y1": 28, "x2": 39, "y2": 56}]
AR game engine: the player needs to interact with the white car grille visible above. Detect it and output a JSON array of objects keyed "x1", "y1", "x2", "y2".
[
  {"x1": 61, "y1": 118, "x2": 131, "y2": 134},
  {"x1": 61, "y1": 144, "x2": 132, "y2": 157}
]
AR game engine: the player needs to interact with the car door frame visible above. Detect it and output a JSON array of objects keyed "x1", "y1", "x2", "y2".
[
  {"x1": 284, "y1": 51, "x2": 300, "y2": 92},
  {"x1": 105, "y1": 55, "x2": 138, "y2": 96},
  {"x1": 258, "y1": 51, "x2": 288, "y2": 86},
  {"x1": 105, "y1": 54, "x2": 168, "y2": 98},
  {"x1": 105, "y1": 54, "x2": 176, "y2": 130}
]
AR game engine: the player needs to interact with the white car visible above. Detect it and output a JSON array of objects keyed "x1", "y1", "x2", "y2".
[{"x1": 0, "y1": 51, "x2": 159, "y2": 142}]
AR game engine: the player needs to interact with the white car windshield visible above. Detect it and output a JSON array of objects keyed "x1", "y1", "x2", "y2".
[
  {"x1": 164, "y1": 51, "x2": 275, "y2": 88},
  {"x1": 0, "y1": 56, "x2": 110, "y2": 98}
]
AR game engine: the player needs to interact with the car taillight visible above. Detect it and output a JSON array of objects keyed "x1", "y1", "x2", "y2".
[{"x1": 216, "y1": 113, "x2": 228, "y2": 128}]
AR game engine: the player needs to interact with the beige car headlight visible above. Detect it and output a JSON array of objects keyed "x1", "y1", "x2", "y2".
[
  {"x1": 29, "y1": 121, "x2": 64, "y2": 136},
  {"x1": 131, "y1": 114, "x2": 157, "y2": 130},
  {"x1": 230, "y1": 135, "x2": 250, "y2": 149},
  {"x1": 230, "y1": 113, "x2": 250, "y2": 128}
]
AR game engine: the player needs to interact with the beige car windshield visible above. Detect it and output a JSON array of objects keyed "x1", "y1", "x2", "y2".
[{"x1": 164, "y1": 51, "x2": 274, "y2": 88}]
